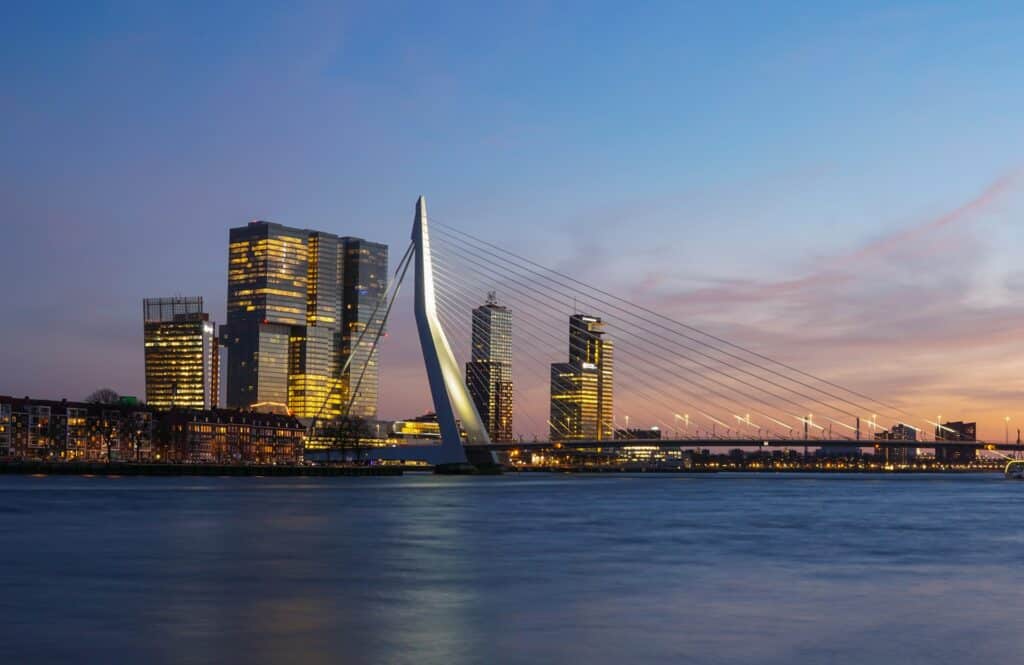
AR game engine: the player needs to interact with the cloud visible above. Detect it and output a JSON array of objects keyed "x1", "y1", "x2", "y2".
[
  {"x1": 636, "y1": 170, "x2": 1023, "y2": 312},
  {"x1": 620, "y1": 170, "x2": 1024, "y2": 439}
]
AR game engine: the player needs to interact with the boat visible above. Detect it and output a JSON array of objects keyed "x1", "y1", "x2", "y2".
[{"x1": 1004, "y1": 460, "x2": 1024, "y2": 479}]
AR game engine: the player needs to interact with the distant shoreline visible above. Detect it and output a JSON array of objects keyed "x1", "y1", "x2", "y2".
[
  {"x1": 0, "y1": 461, "x2": 1003, "y2": 477},
  {"x1": 511, "y1": 466, "x2": 1000, "y2": 475},
  {"x1": 0, "y1": 461, "x2": 402, "y2": 477}
]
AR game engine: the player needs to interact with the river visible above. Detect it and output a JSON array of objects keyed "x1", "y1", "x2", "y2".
[{"x1": 1, "y1": 473, "x2": 1021, "y2": 664}]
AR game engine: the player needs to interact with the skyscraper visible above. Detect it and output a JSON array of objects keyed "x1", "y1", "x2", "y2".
[
  {"x1": 143, "y1": 297, "x2": 218, "y2": 410},
  {"x1": 223, "y1": 222, "x2": 309, "y2": 413},
  {"x1": 221, "y1": 222, "x2": 387, "y2": 419},
  {"x1": 338, "y1": 237, "x2": 388, "y2": 419},
  {"x1": 466, "y1": 293, "x2": 513, "y2": 441},
  {"x1": 550, "y1": 314, "x2": 613, "y2": 440},
  {"x1": 288, "y1": 231, "x2": 342, "y2": 419}
]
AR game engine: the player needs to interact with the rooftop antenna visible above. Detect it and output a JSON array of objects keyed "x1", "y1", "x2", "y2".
[{"x1": 486, "y1": 290, "x2": 498, "y2": 306}]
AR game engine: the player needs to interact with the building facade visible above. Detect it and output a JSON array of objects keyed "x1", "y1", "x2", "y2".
[
  {"x1": 874, "y1": 422, "x2": 918, "y2": 465},
  {"x1": 221, "y1": 222, "x2": 387, "y2": 420},
  {"x1": 223, "y1": 221, "x2": 310, "y2": 413},
  {"x1": 0, "y1": 396, "x2": 304, "y2": 465},
  {"x1": 338, "y1": 237, "x2": 389, "y2": 418},
  {"x1": 550, "y1": 314, "x2": 614, "y2": 441},
  {"x1": 465, "y1": 294, "x2": 513, "y2": 441},
  {"x1": 157, "y1": 408, "x2": 304, "y2": 464},
  {"x1": 935, "y1": 420, "x2": 978, "y2": 463},
  {"x1": 144, "y1": 297, "x2": 218, "y2": 410},
  {"x1": 0, "y1": 396, "x2": 154, "y2": 462}
]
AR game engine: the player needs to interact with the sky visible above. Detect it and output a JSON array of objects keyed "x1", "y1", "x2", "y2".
[{"x1": 2, "y1": 1, "x2": 1023, "y2": 439}]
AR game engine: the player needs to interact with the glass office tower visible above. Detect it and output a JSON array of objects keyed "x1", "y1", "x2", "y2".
[
  {"x1": 338, "y1": 237, "x2": 388, "y2": 419},
  {"x1": 222, "y1": 222, "x2": 387, "y2": 419},
  {"x1": 143, "y1": 297, "x2": 218, "y2": 410},
  {"x1": 223, "y1": 221, "x2": 309, "y2": 412},
  {"x1": 466, "y1": 293, "x2": 513, "y2": 441},
  {"x1": 550, "y1": 314, "x2": 613, "y2": 441},
  {"x1": 289, "y1": 231, "x2": 343, "y2": 419}
]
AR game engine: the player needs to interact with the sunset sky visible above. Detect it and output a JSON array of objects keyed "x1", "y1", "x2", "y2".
[{"x1": 2, "y1": 2, "x2": 1023, "y2": 439}]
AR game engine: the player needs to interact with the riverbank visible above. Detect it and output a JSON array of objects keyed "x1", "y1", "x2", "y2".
[
  {"x1": 0, "y1": 461, "x2": 402, "y2": 477},
  {"x1": 511, "y1": 465, "x2": 1001, "y2": 474}
]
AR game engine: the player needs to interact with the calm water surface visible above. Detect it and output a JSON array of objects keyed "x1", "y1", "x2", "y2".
[{"x1": 1, "y1": 472, "x2": 1022, "y2": 664}]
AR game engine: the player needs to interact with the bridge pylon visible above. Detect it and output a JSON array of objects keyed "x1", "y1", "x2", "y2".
[{"x1": 371, "y1": 197, "x2": 497, "y2": 471}]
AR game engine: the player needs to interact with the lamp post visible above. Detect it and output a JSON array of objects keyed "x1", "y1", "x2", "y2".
[{"x1": 804, "y1": 414, "x2": 811, "y2": 460}]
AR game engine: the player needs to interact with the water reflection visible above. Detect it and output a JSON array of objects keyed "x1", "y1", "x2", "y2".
[{"x1": 0, "y1": 474, "x2": 1022, "y2": 664}]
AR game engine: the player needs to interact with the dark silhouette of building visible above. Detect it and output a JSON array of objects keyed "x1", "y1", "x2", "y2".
[
  {"x1": 935, "y1": 421, "x2": 978, "y2": 463},
  {"x1": 874, "y1": 422, "x2": 918, "y2": 464},
  {"x1": 614, "y1": 427, "x2": 662, "y2": 440}
]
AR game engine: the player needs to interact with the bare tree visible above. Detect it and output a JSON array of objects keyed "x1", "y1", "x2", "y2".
[
  {"x1": 88, "y1": 417, "x2": 116, "y2": 462},
  {"x1": 121, "y1": 413, "x2": 147, "y2": 462},
  {"x1": 85, "y1": 388, "x2": 120, "y2": 405},
  {"x1": 331, "y1": 416, "x2": 371, "y2": 464}
]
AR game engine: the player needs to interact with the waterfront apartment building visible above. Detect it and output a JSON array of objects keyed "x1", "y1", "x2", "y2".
[
  {"x1": 143, "y1": 297, "x2": 218, "y2": 410},
  {"x1": 465, "y1": 293, "x2": 513, "y2": 441},
  {"x1": 157, "y1": 408, "x2": 304, "y2": 464},
  {"x1": 221, "y1": 221, "x2": 387, "y2": 419},
  {"x1": 550, "y1": 314, "x2": 614, "y2": 441},
  {"x1": 0, "y1": 395, "x2": 153, "y2": 462},
  {"x1": 0, "y1": 396, "x2": 304, "y2": 464}
]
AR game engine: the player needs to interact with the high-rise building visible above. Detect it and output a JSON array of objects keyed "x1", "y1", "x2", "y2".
[
  {"x1": 874, "y1": 422, "x2": 918, "y2": 465},
  {"x1": 550, "y1": 314, "x2": 613, "y2": 441},
  {"x1": 466, "y1": 293, "x2": 513, "y2": 441},
  {"x1": 935, "y1": 420, "x2": 978, "y2": 464},
  {"x1": 223, "y1": 222, "x2": 309, "y2": 413},
  {"x1": 221, "y1": 221, "x2": 387, "y2": 419},
  {"x1": 287, "y1": 229, "x2": 343, "y2": 419},
  {"x1": 143, "y1": 297, "x2": 218, "y2": 410},
  {"x1": 338, "y1": 237, "x2": 388, "y2": 419}
]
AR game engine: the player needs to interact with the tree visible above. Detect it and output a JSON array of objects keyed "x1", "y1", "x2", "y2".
[
  {"x1": 330, "y1": 416, "x2": 371, "y2": 464},
  {"x1": 120, "y1": 413, "x2": 147, "y2": 462},
  {"x1": 85, "y1": 388, "x2": 120, "y2": 405},
  {"x1": 152, "y1": 416, "x2": 175, "y2": 462},
  {"x1": 88, "y1": 417, "x2": 116, "y2": 462}
]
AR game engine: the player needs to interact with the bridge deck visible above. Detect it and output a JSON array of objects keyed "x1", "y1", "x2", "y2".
[{"x1": 466, "y1": 438, "x2": 1019, "y2": 451}]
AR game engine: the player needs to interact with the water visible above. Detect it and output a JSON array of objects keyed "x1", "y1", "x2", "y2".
[{"x1": 1, "y1": 473, "x2": 1022, "y2": 664}]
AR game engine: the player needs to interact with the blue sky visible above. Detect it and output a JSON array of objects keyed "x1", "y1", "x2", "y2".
[{"x1": 2, "y1": 2, "x2": 1023, "y2": 434}]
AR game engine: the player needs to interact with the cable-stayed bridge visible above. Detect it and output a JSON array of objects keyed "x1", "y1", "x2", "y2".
[{"x1": 348, "y1": 197, "x2": 998, "y2": 471}]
